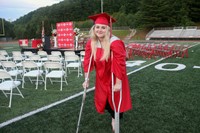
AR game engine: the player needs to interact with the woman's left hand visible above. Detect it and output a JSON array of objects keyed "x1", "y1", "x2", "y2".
[{"x1": 113, "y1": 82, "x2": 121, "y2": 92}]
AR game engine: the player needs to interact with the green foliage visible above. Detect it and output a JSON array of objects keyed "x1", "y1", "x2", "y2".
[
  {"x1": 1, "y1": 0, "x2": 200, "y2": 39},
  {"x1": 0, "y1": 19, "x2": 15, "y2": 38},
  {"x1": 112, "y1": 30, "x2": 131, "y2": 39},
  {"x1": 188, "y1": 0, "x2": 200, "y2": 22}
]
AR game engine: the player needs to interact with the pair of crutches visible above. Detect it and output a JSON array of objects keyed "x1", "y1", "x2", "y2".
[{"x1": 76, "y1": 53, "x2": 122, "y2": 133}]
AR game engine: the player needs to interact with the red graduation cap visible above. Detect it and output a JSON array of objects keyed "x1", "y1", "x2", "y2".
[{"x1": 88, "y1": 12, "x2": 116, "y2": 26}]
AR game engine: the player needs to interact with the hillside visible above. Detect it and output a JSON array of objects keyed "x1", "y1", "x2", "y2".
[{"x1": 1, "y1": 0, "x2": 200, "y2": 40}]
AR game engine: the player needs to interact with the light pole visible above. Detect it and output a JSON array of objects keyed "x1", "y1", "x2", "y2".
[
  {"x1": 0, "y1": 18, "x2": 5, "y2": 36},
  {"x1": 101, "y1": 0, "x2": 103, "y2": 13}
]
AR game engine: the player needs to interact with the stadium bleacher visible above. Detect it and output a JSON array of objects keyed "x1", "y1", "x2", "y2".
[{"x1": 146, "y1": 26, "x2": 200, "y2": 40}]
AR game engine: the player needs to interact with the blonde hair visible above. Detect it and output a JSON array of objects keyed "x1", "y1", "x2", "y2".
[{"x1": 89, "y1": 25, "x2": 111, "y2": 61}]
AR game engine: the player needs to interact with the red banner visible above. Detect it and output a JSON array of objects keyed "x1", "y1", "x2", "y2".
[
  {"x1": 56, "y1": 22, "x2": 74, "y2": 49},
  {"x1": 18, "y1": 39, "x2": 28, "y2": 47}
]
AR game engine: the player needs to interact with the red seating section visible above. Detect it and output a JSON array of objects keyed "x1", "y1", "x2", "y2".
[{"x1": 126, "y1": 43, "x2": 189, "y2": 59}]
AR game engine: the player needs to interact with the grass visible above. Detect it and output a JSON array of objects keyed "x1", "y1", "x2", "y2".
[
  {"x1": 112, "y1": 30, "x2": 131, "y2": 39},
  {"x1": 0, "y1": 41, "x2": 200, "y2": 133}
]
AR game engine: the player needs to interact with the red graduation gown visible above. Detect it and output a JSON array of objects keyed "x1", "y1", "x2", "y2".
[{"x1": 83, "y1": 36, "x2": 132, "y2": 113}]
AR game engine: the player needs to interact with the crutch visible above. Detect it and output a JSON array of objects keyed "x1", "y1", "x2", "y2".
[
  {"x1": 111, "y1": 52, "x2": 122, "y2": 133},
  {"x1": 76, "y1": 54, "x2": 92, "y2": 133}
]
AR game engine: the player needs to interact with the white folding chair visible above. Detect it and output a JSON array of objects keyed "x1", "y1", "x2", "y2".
[
  {"x1": 0, "y1": 55, "x2": 9, "y2": 61},
  {"x1": 51, "y1": 51, "x2": 64, "y2": 61},
  {"x1": 47, "y1": 55, "x2": 63, "y2": 63},
  {"x1": 0, "y1": 70, "x2": 24, "y2": 108},
  {"x1": 1, "y1": 61, "x2": 23, "y2": 81},
  {"x1": 29, "y1": 55, "x2": 43, "y2": 68},
  {"x1": 23, "y1": 51, "x2": 34, "y2": 59},
  {"x1": 80, "y1": 51, "x2": 85, "y2": 62},
  {"x1": 37, "y1": 51, "x2": 48, "y2": 62},
  {"x1": 22, "y1": 61, "x2": 44, "y2": 89},
  {"x1": 51, "y1": 51, "x2": 62, "y2": 57},
  {"x1": 65, "y1": 55, "x2": 82, "y2": 77},
  {"x1": 13, "y1": 56, "x2": 24, "y2": 68},
  {"x1": 44, "y1": 62, "x2": 68, "y2": 91},
  {"x1": 64, "y1": 51, "x2": 76, "y2": 56},
  {"x1": 12, "y1": 51, "x2": 23, "y2": 57},
  {"x1": 0, "y1": 50, "x2": 12, "y2": 60}
]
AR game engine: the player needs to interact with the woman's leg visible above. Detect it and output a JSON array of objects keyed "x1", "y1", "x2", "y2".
[
  {"x1": 105, "y1": 101, "x2": 123, "y2": 132},
  {"x1": 105, "y1": 101, "x2": 123, "y2": 119}
]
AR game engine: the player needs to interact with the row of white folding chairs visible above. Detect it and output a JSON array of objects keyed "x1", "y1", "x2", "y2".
[
  {"x1": 2, "y1": 50, "x2": 85, "y2": 62},
  {"x1": 1, "y1": 50, "x2": 85, "y2": 77},
  {"x1": 0, "y1": 60, "x2": 68, "y2": 91},
  {"x1": 22, "y1": 61, "x2": 68, "y2": 91},
  {"x1": 24, "y1": 54, "x2": 82, "y2": 77}
]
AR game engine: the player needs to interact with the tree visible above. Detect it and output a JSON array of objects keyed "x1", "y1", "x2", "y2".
[
  {"x1": 0, "y1": 19, "x2": 15, "y2": 38},
  {"x1": 188, "y1": 0, "x2": 200, "y2": 22},
  {"x1": 5, "y1": 0, "x2": 200, "y2": 39}
]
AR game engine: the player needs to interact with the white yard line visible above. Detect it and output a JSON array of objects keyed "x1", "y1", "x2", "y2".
[
  {"x1": 0, "y1": 88, "x2": 94, "y2": 128},
  {"x1": 0, "y1": 43, "x2": 199, "y2": 128},
  {"x1": 3, "y1": 47, "x2": 13, "y2": 49}
]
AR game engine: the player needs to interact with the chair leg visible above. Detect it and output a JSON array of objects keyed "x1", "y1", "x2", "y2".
[
  {"x1": 44, "y1": 77, "x2": 47, "y2": 90},
  {"x1": 36, "y1": 76, "x2": 38, "y2": 89},
  {"x1": 8, "y1": 89, "x2": 13, "y2": 108},
  {"x1": 64, "y1": 77, "x2": 68, "y2": 85},
  {"x1": 60, "y1": 77, "x2": 63, "y2": 91},
  {"x1": 28, "y1": 77, "x2": 33, "y2": 83},
  {"x1": 48, "y1": 77, "x2": 52, "y2": 84},
  {"x1": 1, "y1": 90, "x2": 8, "y2": 97},
  {"x1": 16, "y1": 87, "x2": 24, "y2": 98},
  {"x1": 78, "y1": 68, "x2": 79, "y2": 77},
  {"x1": 22, "y1": 76, "x2": 25, "y2": 88}
]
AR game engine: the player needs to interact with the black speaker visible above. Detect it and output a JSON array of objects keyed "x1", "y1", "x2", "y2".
[{"x1": 44, "y1": 36, "x2": 50, "y2": 50}]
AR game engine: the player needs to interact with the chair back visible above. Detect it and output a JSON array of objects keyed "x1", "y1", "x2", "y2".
[
  {"x1": 64, "y1": 51, "x2": 76, "y2": 56},
  {"x1": 12, "y1": 51, "x2": 23, "y2": 57},
  {"x1": 80, "y1": 51, "x2": 85, "y2": 56},
  {"x1": 47, "y1": 55, "x2": 62, "y2": 62},
  {"x1": 0, "y1": 50, "x2": 9, "y2": 56},
  {"x1": 65, "y1": 55, "x2": 79, "y2": 62},
  {"x1": 38, "y1": 51, "x2": 48, "y2": 57},
  {"x1": 24, "y1": 51, "x2": 34, "y2": 58},
  {"x1": 0, "y1": 70, "x2": 12, "y2": 79},
  {"x1": 22, "y1": 61, "x2": 38, "y2": 68},
  {"x1": 44, "y1": 62, "x2": 63, "y2": 70},
  {"x1": 29, "y1": 55, "x2": 41, "y2": 62},
  {"x1": 1, "y1": 61, "x2": 17, "y2": 68},
  {"x1": 51, "y1": 51, "x2": 62, "y2": 57},
  {"x1": 13, "y1": 56, "x2": 24, "y2": 61},
  {"x1": 0, "y1": 55, "x2": 7, "y2": 61}
]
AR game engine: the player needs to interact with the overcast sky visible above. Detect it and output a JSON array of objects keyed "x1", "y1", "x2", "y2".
[{"x1": 0, "y1": 0, "x2": 64, "y2": 21}]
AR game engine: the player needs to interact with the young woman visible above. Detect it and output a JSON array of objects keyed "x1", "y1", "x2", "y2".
[{"x1": 82, "y1": 12, "x2": 132, "y2": 132}]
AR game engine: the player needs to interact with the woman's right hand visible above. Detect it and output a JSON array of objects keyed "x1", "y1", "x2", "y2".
[{"x1": 82, "y1": 80, "x2": 89, "y2": 89}]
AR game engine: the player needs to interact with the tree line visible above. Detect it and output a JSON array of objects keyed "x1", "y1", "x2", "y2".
[{"x1": 0, "y1": 0, "x2": 200, "y2": 39}]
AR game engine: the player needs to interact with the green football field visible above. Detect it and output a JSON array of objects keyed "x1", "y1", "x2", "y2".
[{"x1": 0, "y1": 41, "x2": 200, "y2": 133}]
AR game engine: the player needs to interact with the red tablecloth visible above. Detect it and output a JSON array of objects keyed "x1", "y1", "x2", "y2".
[{"x1": 32, "y1": 39, "x2": 42, "y2": 48}]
